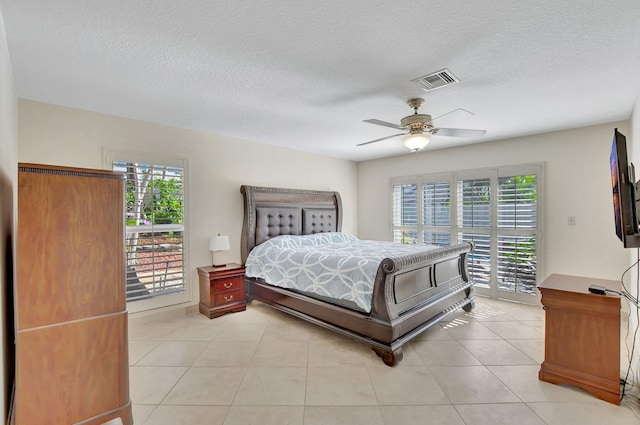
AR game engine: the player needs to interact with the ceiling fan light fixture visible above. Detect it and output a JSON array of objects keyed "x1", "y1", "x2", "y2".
[{"x1": 403, "y1": 133, "x2": 431, "y2": 151}]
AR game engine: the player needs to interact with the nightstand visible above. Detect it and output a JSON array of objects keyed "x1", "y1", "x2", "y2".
[{"x1": 197, "y1": 263, "x2": 246, "y2": 319}]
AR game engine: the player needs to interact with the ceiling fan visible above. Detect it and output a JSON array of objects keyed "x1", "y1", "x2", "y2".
[{"x1": 358, "y1": 98, "x2": 487, "y2": 151}]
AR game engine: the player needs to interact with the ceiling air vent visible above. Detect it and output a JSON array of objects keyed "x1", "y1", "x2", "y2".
[{"x1": 412, "y1": 69, "x2": 459, "y2": 92}]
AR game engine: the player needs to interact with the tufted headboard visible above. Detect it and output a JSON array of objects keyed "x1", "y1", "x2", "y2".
[{"x1": 240, "y1": 185, "x2": 343, "y2": 263}]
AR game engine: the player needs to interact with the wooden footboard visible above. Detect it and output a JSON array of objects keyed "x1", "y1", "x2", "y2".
[
  {"x1": 245, "y1": 241, "x2": 474, "y2": 366},
  {"x1": 370, "y1": 242, "x2": 474, "y2": 339},
  {"x1": 367, "y1": 242, "x2": 474, "y2": 364}
]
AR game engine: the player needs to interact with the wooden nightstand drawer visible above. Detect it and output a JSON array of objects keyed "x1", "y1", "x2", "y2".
[
  {"x1": 213, "y1": 276, "x2": 243, "y2": 293},
  {"x1": 214, "y1": 289, "x2": 242, "y2": 306},
  {"x1": 197, "y1": 264, "x2": 246, "y2": 319}
]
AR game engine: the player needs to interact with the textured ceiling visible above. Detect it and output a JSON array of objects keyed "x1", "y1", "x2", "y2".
[{"x1": 2, "y1": 0, "x2": 640, "y2": 161}]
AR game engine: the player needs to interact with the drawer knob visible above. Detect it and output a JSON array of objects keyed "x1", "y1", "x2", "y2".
[
  {"x1": 224, "y1": 282, "x2": 233, "y2": 289},
  {"x1": 224, "y1": 295, "x2": 234, "y2": 302}
]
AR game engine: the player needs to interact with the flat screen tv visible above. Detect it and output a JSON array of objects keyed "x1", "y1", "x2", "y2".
[{"x1": 610, "y1": 128, "x2": 640, "y2": 248}]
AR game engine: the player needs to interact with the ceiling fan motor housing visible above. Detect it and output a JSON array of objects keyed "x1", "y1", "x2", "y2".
[{"x1": 401, "y1": 114, "x2": 433, "y2": 133}]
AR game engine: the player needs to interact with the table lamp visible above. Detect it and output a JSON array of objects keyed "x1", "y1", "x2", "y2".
[{"x1": 209, "y1": 234, "x2": 230, "y2": 267}]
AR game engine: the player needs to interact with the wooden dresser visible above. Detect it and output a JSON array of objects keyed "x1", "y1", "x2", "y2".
[
  {"x1": 15, "y1": 163, "x2": 132, "y2": 424},
  {"x1": 538, "y1": 273, "x2": 621, "y2": 405}
]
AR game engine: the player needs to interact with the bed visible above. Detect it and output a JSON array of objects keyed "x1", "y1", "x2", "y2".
[{"x1": 240, "y1": 185, "x2": 474, "y2": 366}]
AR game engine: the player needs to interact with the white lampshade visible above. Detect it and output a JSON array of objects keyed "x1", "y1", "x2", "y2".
[
  {"x1": 209, "y1": 235, "x2": 230, "y2": 252},
  {"x1": 209, "y1": 234, "x2": 230, "y2": 267},
  {"x1": 403, "y1": 133, "x2": 431, "y2": 151}
]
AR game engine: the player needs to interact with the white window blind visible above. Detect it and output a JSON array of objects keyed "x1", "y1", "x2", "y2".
[
  {"x1": 457, "y1": 178, "x2": 491, "y2": 228},
  {"x1": 496, "y1": 174, "x2": 537, "y2": 295},
  {"x1": 422, "y1": 181, "x2": 451, "y2": 245},
  {"x1": 457, "y1": 177, "x2": 492, "y2": 286},
  {"x1": 391, "y1": 164, "x2": 542, "y2": 302},
  {"x1": 393, "y1": 183, "x2": 419, "y2": 244},
  {"x1": 113, "y1": 161, "x2": 186, "y2": 302}
]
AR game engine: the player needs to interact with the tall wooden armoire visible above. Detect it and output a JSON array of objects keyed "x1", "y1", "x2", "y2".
[{"x1": 15, "y1": 163, "x2": 132, "y2": 425}]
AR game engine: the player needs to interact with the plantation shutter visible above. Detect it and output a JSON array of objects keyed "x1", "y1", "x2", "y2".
[
  {"x1": 497, "y1": 174, "x2": 538, "y2": 295},
  {"x1": 390, "y1": 164, "x2": 541, "y2": 302},
  {"x1": 422, "y1": 181, "x2": 451, "y2": 245},
  {"x1": 113, "y1": 161, "x2": 186, "y2": 302},
  {"x1": 457, "y1": 178, "x2": 491, "y2": 286},
  {"x1": 393, "y1": 183, "x2": 419, "y2": 244}
]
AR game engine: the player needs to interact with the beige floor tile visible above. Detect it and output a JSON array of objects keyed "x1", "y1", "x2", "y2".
[
  {"x1": 368, "y1": 366, "x2": 449, "y2": 405},
  {"x1": 488, "y1": 365, "x2": 597, "y2": 402},
  {"x1": 439, "y1": 320, "x2": 502, "y2": 340},
  {"x1": 412, "y1": 324, "x2": 456, "y2": 341},
  {"x1": 129, "y1": 366, "x2": 187, "y2": 404},
  {"x1": 223, "y1": 406, "x2": 304, "y2": 425},
  {"x1": 308, "y1": 339, "x2": 365, "y2": 366},
  {"x1": 141, "y1": 405, "x2": 228, "y2": 425},
  {"x1": 521, "y1": 320, "x2": 545, "y2": 333},
  {"x1": 379, "y1": 405, "x2": 465, "y2": 425},
  {"x1": 124, "y1": 299, "x2": 640, "y2": 423},
  {"x1": 250, "y1": 340, "x2": 309, "y2": 367},
  {"x1": 194, "y1": 341, "x2": 259, "y2": 367},
  {"x1": 137, "y1": 341, "x2": 211, "y2": 366},
  {"x1": 306, "y1": 366, "x2": 377, "y2": 406},
  {"x1": 129, "y1": 340, "x2": 159, "y2": 365},
  {"x1": 482, "y1": 321, "x2": 544, "y2": 339},
  {"x1": 454, "y1": 403, "x2": 546, "y2": 425},
  {"x1": 162, "y1": 367, "x2": 246, "y2": 405},
  {"x1": 233, "y1": 366, "x2": 307, "y2": 405},
  {"x1": 411, "y1": 340, "x2": 481, "y2": 366},
  {"x1": 459, "y1": 339, "x2": 537, "y2": 365},
  {"x1": 463, "y1": 304, "x2": 519, "y2": 322},
  {"x1": 214, "y1": 323, "x2": 267, "y2": 341},
  {"x1": 128, "y1": 318, "x2": 183, "y2": 340},
  {"x1": 429, "y1": 366, "x2": 519, "y2": 404},
  {"x1": 163, "y1": 317, "x2": 225, "y2": 341},
  {"x1": 494, "y1": 303, "x2": 545, "y2": 321},
  {"x1": 527, "y1": 401, "x2": 640, "y2": 425},
  {"x1": 507, "y1": 339, "x2": 545, "y2": 363},
  {"x1": 262, "y1": 321, "x2": 311, "y2": 341},
  {"x1": 131, "y1": 404, "x2": 156, "y2": 425},
  {"x1": 304, "y1": 406, "x2": 384, "y2": 425}
]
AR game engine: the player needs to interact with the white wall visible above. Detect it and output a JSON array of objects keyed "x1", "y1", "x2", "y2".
[
  {"x1": 357, "y1": 122, "x2": 631, "y2": 282},
  {"x1": 627, "y1": 90, "x2": 640, "y2": 389},
  {"x1": 0, "y1": 8, "x2": 17, "y2": 422},
  {"x1": 17, "y1": 99, "x2": 358, "y2": 312}
]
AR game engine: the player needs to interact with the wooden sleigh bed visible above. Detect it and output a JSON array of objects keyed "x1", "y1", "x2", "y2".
[{"x1": 240, "y1": 185, "x2": 475, "y2": 366}]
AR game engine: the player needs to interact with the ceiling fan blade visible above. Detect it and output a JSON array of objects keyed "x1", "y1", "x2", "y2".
[
  {"x1": 363, "y1": 119, "x2": 405, "y2": 130},
  {"x1": 431, "y1": 108, "x2": 475, "y2": 122},
  {"x1": 356, "y1": 132, "x2": 407, "y2": 146},
  {"x1": 434, "y1": 128, "x2": 487, "y2": 138}
]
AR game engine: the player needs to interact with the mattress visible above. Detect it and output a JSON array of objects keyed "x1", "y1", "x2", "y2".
[{"x1": 244, "y1": 232, "x2": 438, "y2": 313}]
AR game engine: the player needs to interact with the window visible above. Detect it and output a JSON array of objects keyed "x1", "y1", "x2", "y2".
[
  {"x1": 457, "y1": 177, "x2": 492, "y2": 286},
  {"x1": 392, "y1": 164, "x2": 542, "y2": 302},
  {"x1": 392, "y1": 183, "x2": 418, "y2": 244},
  {"x1": 423, "y1": 181, "x2": 451, "y2": 245},
  {"x1": 106, "y1": 150, "x2": 190, "y2": 312},
  {"x1": 496, "y1": 174, "x2": 537, "y2": 295}
]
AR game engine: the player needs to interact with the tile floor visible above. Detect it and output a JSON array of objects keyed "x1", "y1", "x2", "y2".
[{"x1": 128, "y1": 297, "x2": 640, "y2": 425}]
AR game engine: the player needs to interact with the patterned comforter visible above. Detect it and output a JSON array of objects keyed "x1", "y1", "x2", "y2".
[{"x1": 244, "y1": 233, "x2": 438, "y2": 313}]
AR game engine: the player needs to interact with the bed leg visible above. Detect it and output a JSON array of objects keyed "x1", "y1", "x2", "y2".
[
  {"x1": 371, "y1": 346, "x2": 403, "y2": 367},
  {"x1": 462, "y1": 300, "x2": 474, "y2": 312}
]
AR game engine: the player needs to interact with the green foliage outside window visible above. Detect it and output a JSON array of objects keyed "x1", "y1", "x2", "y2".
[{"x1": 125, "y1": 177, "x2": 183, "y2": 226}]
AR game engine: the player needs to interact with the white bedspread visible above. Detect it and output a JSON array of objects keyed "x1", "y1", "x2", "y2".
[{"x1": 244, "y1": 233, "x2": 438, "y2": 313}]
